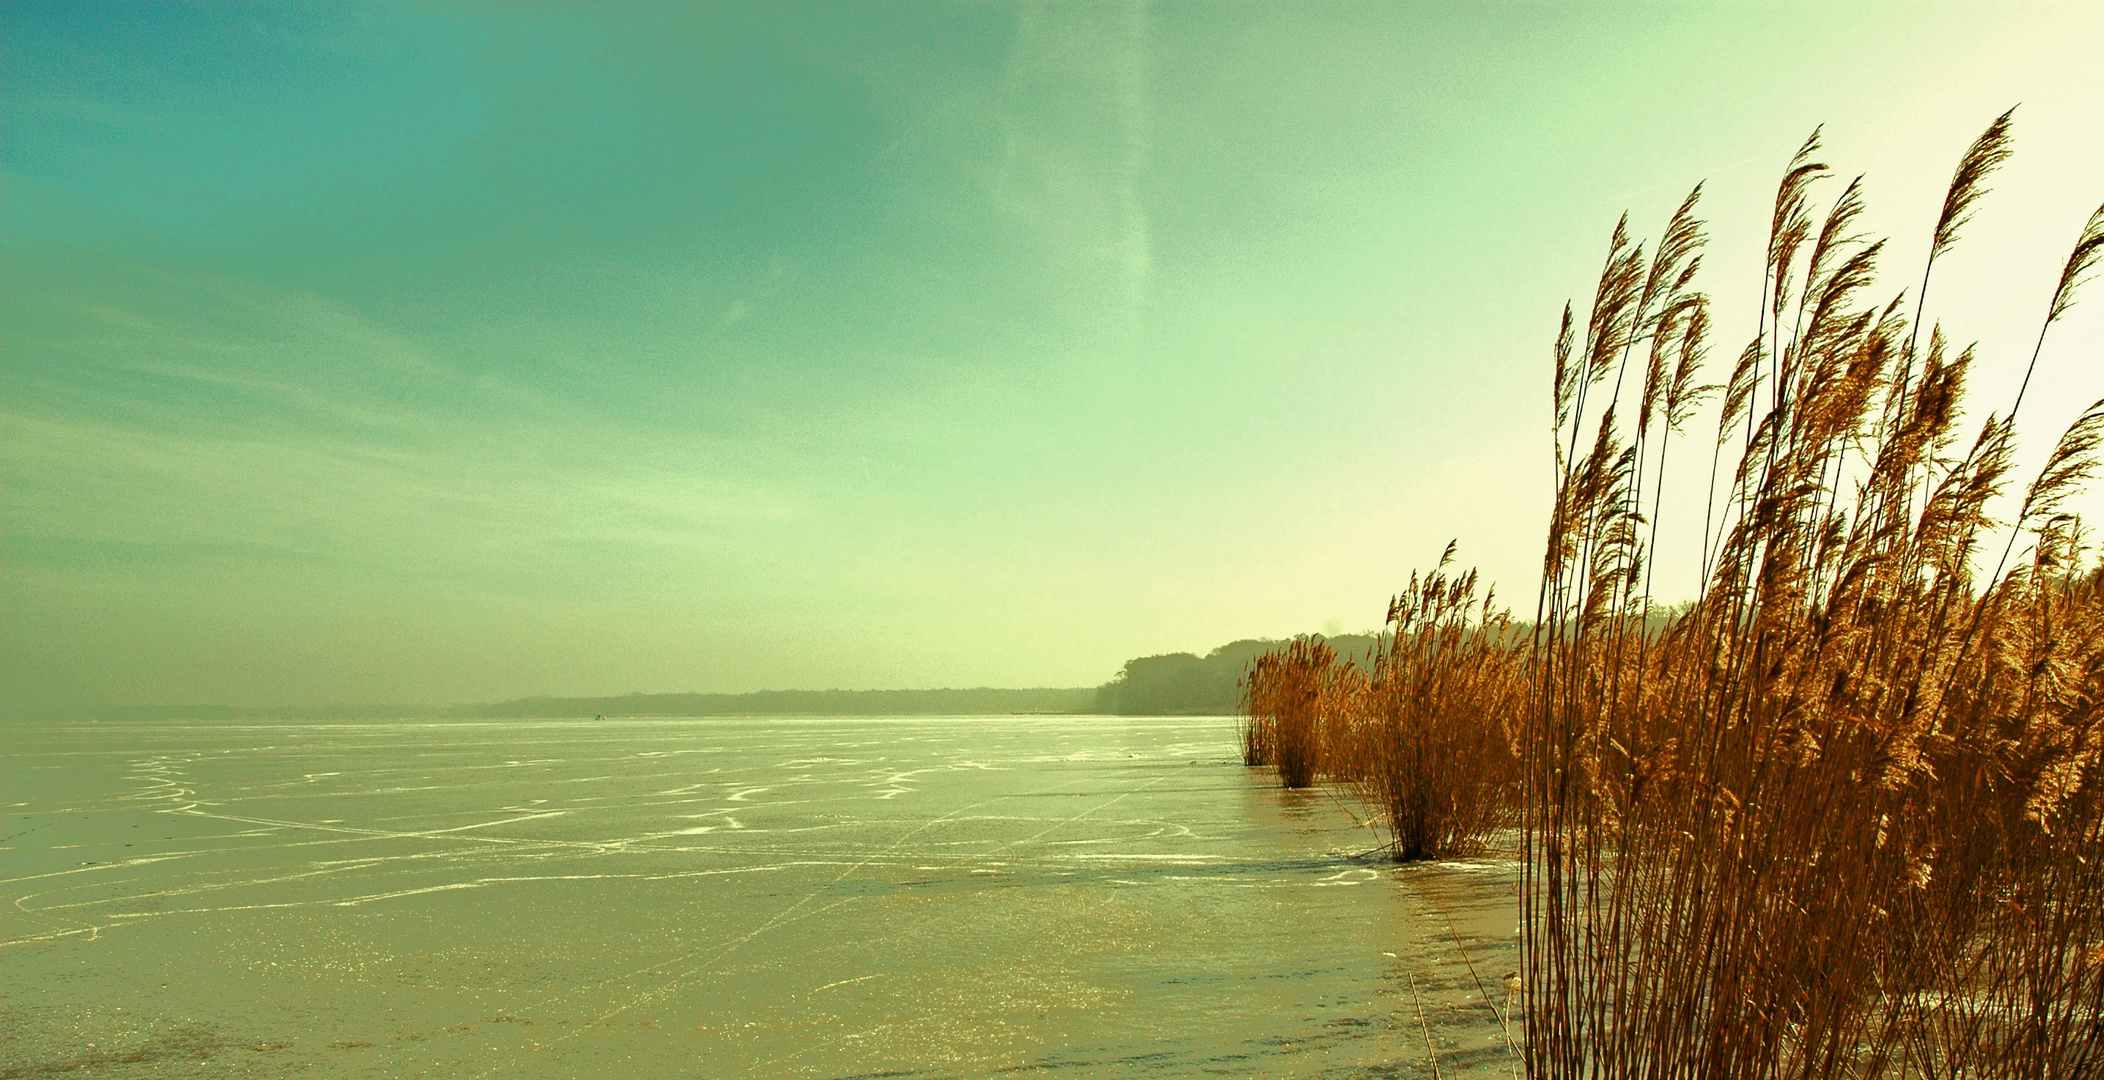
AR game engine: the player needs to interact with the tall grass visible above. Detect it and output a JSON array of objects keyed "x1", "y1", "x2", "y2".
[
  {"x1": 1524, "y1": 113, "x2": 2104, "y2": 1078},
  {"x1": 1239, "y1": 651, "x2": 1278, "y2": 768},
  {"x1": 1242, "y1": 112, "x2": 2103, "y2": 1076},
  {"x1": 1242, "y1": 561, "x2": 1525, "y2": 857},
  {"x1": 1345, "y1": 553, "x2": 1526, "y2": 860},
  {"x1": 1240, "y1": 636, "x2": 1346, "y2": 787}
]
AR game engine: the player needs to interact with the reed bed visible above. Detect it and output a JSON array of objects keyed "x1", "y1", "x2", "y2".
[
  {"x1": 1335, "y1": 552, "x2": 1526, "y2": 860},
  {"x1": 1240, "y1": 557, "x2": 1526, "y2": 857},
  {"x1": 1526, "y1": 112, "x2": 2103, "y2": 1078},
  {"x1": 1240, "y1": 635, "x2": 1347, "y2": 787},
  {"x1": 1242, "y1": 111, "x2": 2104, "y2": 1076}
]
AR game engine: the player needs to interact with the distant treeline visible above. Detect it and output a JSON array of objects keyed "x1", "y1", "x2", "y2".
[
  {"x1": 4, "y1": 703, "x2": 438, "y2": 722},
  {"x1": 1094, "y1": 634, "x2": 1382, "y2": 715},
  {"x1": 12, "y1": 632, "x2": 1428, "y2": 721},
  {"x1": 454, "y1": 687, "x2": 1098, "y2": 718}
]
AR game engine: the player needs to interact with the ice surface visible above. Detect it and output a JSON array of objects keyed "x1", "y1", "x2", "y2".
[{"x1": 1, "y1": 715, "x2": 1518, "y2": 1077}]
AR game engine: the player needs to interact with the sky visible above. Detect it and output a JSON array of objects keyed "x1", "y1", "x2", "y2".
[{"x1": 4, "y1": 1, "x2": 2101, "y2": 709}]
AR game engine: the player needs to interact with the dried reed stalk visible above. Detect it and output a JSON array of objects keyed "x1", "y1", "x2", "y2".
[
  {"x1": 1518, "y1": 111, "x2": 2104, "y2": 1080},
  {"x1": 1246, "y1": 116, "x2": 2098, "y2": 1078},
  {"x1": 1241, "y1": 636, "x2": 1343, "y2": 788},
  {"x1": 1243, "y1": 563, "x2": 1524, "y2": 859}
]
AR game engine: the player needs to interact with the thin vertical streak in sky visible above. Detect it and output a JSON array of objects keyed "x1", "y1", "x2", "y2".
[
  {"x1": 996, "y1": 1, "x2": 1153, "y2": 328},
  {"x1": 999, "y1": 1, "x2": 1040, "y2": 165},
  {"x1": 1117, "y1": 0, "x2": 1152, "y2": 323}
]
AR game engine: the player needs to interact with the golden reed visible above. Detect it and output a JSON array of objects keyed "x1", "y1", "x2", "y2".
[{"x1": 1242, "y1": 109, "x2": 2103, "y2": 1077}]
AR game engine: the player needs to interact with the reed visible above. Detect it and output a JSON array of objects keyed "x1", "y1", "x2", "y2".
[
  {"x1": 1239, "y1": 649, "x2": 1279, "y2": 767},
  {"x1": 1519, "y1": 112, "x2": 2104, "y2": 1078},
  {"x1": 1241, "y1": 636, "x2": 1343, "y2": 788},
  {"x1": 1241, "y1": 568, "x2": 1526, "y2": 857},
  {"x1": 1240, "y1": 116, "x2": 2099, "y2": 1075},
  {"x1": 1342, "y1": 550, "x2": 1526, "y2": 860}
]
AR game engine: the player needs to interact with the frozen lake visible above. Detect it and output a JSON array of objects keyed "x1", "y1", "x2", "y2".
[{"x1": 1, "y1": 715, "x2": 1517, "y2": 1078}]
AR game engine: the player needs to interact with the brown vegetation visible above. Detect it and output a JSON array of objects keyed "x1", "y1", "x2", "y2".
[
  {"x1": 1239, "y1": 635, "x2": 1348, "y2": 786},
  {"x1": 1240, "y1": 557, "x2": 1525, "y2": 856},
  {"x1": 1351, "y1": 555, "x2": 1526, "y2": 861},
  {"x1": 1528, "y1": 111, "x2": 2104, "y2": 1078},
  {"x1": 1244, "y1": 110, "x2": 2104, "y2": 1076}
]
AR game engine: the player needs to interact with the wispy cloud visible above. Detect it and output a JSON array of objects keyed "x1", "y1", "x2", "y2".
[
  {"x1": 996, "y1": 1, "x2": 1152, "y2": 325},
  {"x1": 3, "y1": 261, "x2": 812, "y2": 603}
]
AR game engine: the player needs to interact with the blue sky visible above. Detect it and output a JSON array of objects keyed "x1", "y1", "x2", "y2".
[{"x1": 5, "y1": 2, "x2": 2101, "y2": 706}]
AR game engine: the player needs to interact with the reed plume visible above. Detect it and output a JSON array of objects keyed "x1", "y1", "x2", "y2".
[
  {"x1": 1240, "y1": 636, "x2": 1343, "y2": 788},
  {"x1": 1513, "y1": 110, "x2": 2104, "y2": 1079},
  {"x1": 1252, "y1": 114, "x2": 2098, "y2": 1077}
]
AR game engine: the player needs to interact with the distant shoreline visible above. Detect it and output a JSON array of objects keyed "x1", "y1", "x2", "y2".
[
  {"x1": 455, "y1": 686, "x2": 1103, "y2": 719},
  {"x1": 8, "y1": 632, "x2": 1390, "y2": 723},
  {"x1": 4, "y1": 687, "x2": 1101, "y2": 723}
]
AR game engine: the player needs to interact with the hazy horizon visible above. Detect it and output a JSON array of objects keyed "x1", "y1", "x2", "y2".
[{"x1": 7, "y1": 2, "x2": 2102, "y2": 710}]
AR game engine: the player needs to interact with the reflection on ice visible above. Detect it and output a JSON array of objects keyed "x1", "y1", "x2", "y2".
[{"x1": 3, "y1": 715, "x2": 1518, "y2": 1077}]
